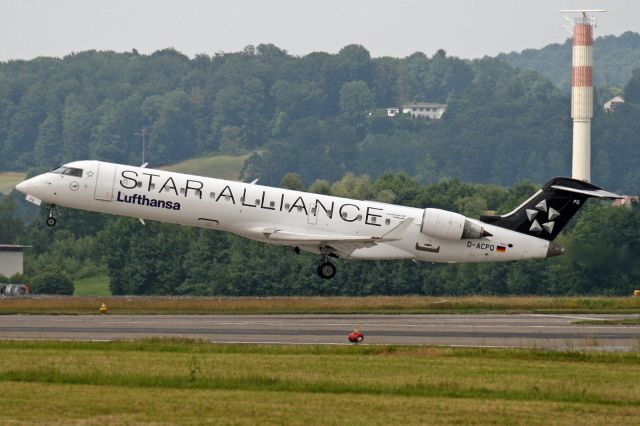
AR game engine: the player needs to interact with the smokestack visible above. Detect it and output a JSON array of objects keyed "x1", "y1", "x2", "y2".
[
  {"x1": 561, "y1": 9, "x2": 605, "y2": 183},
  {"x1": 571, "y1": 18, "x2": 593, "y2": 182}
]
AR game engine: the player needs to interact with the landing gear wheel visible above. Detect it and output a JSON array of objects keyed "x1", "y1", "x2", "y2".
[
  {"x1": 317, "y1": 262, "x2": 337, "y2": 280},
  {"x1": 46, "y1": 216, "x2": 57, "y2": 227}
]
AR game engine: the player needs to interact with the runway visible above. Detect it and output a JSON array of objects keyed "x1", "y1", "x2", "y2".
[{"x1": 1, "y1": 314, "x2": 639, "y2": 351}]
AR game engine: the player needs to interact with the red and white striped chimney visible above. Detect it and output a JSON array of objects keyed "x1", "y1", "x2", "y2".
[{"x1": 571, "y1": 18, "x2": 593, "y2": 182}]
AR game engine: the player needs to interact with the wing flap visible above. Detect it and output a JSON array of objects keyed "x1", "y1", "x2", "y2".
[
  {"x1": 262, "y1": 218, "x2": 414, "y2": 257},
  {"x1": 263, "y1": 218, "x2": 414, "y2": 245},
  {"x1": 265, "y1": 230, "x2": 386, "y2": 243}
]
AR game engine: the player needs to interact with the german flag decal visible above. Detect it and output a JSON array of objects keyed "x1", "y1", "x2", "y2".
[{"x1": 496, "y1": 246, "x2": 506, "y2": 253}]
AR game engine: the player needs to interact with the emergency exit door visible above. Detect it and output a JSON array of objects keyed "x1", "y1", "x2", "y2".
[{"x1": 94, "y1": 162, "x2": 117, "y2": 201}]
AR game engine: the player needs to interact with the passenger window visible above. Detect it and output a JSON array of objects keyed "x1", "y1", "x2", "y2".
[
  {"x1": 255, "y1": 199, "x2": 260, "y2": 206},
  {"x1": 356, "y1": 214, "x2": 362, "y2": 221},
  {"x1": 269, "y1": 201, "x2": 275, "y2": 208},
  {"x1": 149, "y1": 184, "x2": 156, "y2": 190},
  {"x1": 209, "y1": 192, "x2": 216, "y2": 199},
  {"x1": 137, "y1": 181, "x2": 143, "y2": 188},
  {"x1": 179, "y1": 188, "x2": 185, "y2": 195},
  {"x1": 285, "y1": 203, "x2": 290, "y2": 210},
  {"x1": 385, "y1": 218, "x2": 391, "y2": 225}
]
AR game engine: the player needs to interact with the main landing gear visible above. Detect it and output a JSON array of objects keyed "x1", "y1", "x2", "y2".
[{"x1": 317, "y1": 258, "x2": 337, "y2": 280}]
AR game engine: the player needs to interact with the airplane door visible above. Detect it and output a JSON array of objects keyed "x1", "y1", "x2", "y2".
[
  {"x1": 94, "y1": 162, "x2": 117, "y2": 201},
  {"x1": 307, "y1": 201, "x2": 318, "y2": 225}
]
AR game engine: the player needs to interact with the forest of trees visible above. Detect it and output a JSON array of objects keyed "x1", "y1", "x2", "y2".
[
  {"x1": 1, "y1": 36, "x2": 639, "y2": 296},
  {"x1": 1, "y1": 37, "x2": 640, "y2": 193}
]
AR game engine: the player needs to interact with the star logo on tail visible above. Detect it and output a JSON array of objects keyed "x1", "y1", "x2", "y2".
[{"x1": 527, "y1": 200, "x2": 559, "y2": 235}]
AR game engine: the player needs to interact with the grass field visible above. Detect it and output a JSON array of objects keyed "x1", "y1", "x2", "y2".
[
  {"x1": 0, "y1": 340, "x2": 638, "y2": 424},
  {"x1": 73, "y1": 275, "x2": 111, "y2": 296},
  {"x1": 1, "y1": 295, "x2": 640, "y2": 315},
  {"x1": 0, "y1": 171, "x2": 26, "y2": 194},
  {"x1": 576, "y1": 318, "x2": 640, "y2": 325},
  {"x1": 160, "y1": 153, "x2": 252, "y2": 181}
]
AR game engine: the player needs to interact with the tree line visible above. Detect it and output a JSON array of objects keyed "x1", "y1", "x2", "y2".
[
  {"x1": 498, "y1": 31, "x2": 640, "y2": 90},
  {"x1": 1, "y1": 41, "x2": 640, "y2": 194}
]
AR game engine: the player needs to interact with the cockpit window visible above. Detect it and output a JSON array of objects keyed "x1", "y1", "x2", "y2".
[{"x1": 51, "y1": 166, "x2": 83, "y2": 177}]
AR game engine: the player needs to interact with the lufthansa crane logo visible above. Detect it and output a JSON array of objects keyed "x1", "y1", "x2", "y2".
[{"x1": 69, "y1": 181, "x2": 80, "y2": 191}]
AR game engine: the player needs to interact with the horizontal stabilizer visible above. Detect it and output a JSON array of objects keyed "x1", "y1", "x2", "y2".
[
  {"x1": 480, "y1": 177, "x2": 622, "y2": 241},
  {"x1": 549, "y1": 185, "x2": 621, "y2": 200}
]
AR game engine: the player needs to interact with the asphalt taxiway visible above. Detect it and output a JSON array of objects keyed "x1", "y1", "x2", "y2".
[{"x1": 1, "y1": 313, "x2": 639, "y2": 351}]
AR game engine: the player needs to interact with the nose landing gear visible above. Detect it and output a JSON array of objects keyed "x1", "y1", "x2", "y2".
[{"x1": 45, "y1": 205, "x2": 58, "y2": 227}]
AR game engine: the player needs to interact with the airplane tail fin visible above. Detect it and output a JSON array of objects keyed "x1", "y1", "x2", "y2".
[{"x1": 480, "y1": 177, "x2": 622, "y2": 241}]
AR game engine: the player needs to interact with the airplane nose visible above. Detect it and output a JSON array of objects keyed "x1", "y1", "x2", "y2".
[{"x1": 15, "y1": 179, "x2": 31, "y2": 194}]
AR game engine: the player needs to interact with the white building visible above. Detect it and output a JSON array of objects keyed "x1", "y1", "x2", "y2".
[
  {"x1": 611, "y1": 195, "x2": 638, "y2": 208},
  {"x1": 386, "y1": 107, "x2": 400, "y2": 117},
  {"x1": 0, "y1": 245, "x2": 28, "y2": 278},
  {"x1": 603, "y1": 96, "x2": 624, "y2": 112},
  {"x1": 386, "y1": 103, "x2": 447, "y2": 119},
  {"x1": 402, "y1": 103, "x2": 447, "y2": 119}
]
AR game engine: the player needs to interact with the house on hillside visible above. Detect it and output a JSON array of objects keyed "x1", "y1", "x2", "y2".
[
  {"x1": 386, "y1": 107, "x2": 401, "y2": 117},
  {"x1": 386, "y1": 103, "x2": 447, "y2": 119},
  {"x1": 604, "y1": 96, "x2": 624, "y2": 112},
  {"x1": 611, "y1": 195, "x2": 638, "y2": 207}
]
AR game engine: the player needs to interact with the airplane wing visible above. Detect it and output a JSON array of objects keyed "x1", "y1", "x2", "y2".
[{"x1": 261, "y1": 218, "x2": 414, "y2": 257}]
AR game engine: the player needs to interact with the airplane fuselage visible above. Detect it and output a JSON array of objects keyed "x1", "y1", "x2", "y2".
[{"x1": 16, "y1": 160, "x2": 553, "y2": 268}]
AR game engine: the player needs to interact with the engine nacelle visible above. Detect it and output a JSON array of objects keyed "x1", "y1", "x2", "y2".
[{"x1": 420, "y1": 208, "x2": 489, "y2": 240}]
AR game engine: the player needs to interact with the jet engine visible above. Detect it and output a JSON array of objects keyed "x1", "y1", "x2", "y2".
[{"x1": 420, "y1": 208, "x2": 491, "y2": 240}]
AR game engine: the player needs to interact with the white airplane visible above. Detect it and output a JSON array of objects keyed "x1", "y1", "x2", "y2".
[{"x1": 15, "y1": 161, "x2": 621, "y2": 279}]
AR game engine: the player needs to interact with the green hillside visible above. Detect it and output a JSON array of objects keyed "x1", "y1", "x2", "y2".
[
  {"x1": 73, "y1": 275, "x2": 111, "y2": 296},
  {"x1": 0, "y1": 172, "x2": 26, "y2": 194},
  {"x1": 498, "y1": 31, "x2": 640, "y2": 89},
  {"x1": 160, "y1": 153, "x2": 251, "y2": 181}
]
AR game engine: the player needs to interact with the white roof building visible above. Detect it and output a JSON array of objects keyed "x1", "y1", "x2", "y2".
[
  {"x1": 611, "y1": 195, "x2": 638, "y2": 208},
  {"x1": 0, "y1": 245, "x2": 28, "y2": 278},
  {"x1": 386, "y1": 107, "x2": 401, "y2": 117},
  {"x1": 603, "y1": 96, "x2": 624, "y2": 112},
  {"x1": 386, "y1": 103, "x2": 447, "y2": 119},
  {"x1": 401, "y1": 103, "x2": 447, "y2": 119}
]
